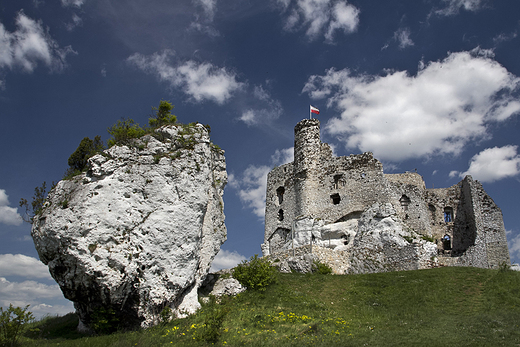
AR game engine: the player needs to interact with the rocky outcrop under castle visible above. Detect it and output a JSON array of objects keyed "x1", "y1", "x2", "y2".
[{"x1": 31, "y1": 124, "x2": 227, "y2": 330}]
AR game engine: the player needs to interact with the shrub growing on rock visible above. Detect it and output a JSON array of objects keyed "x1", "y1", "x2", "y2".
[
  {"x1": 65, "y1": 136, "x2": 104, "y2": 177},
  {"x1": 232, "y1": 254, "x2": 278, "y2": 291},
  {"x1": 148, "y1": 100, "x2": 176, "y2": 128}
]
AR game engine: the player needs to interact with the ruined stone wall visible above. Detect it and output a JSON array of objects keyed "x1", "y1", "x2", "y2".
[
  {"x1": 263, "y1": 118, "x2": 511, "y2": 270},
  {"x1": 264, "y1": 163, "x2": 296, "y2": 255},
  {"x1": 386, "y1": 172, "x2": 432, "y2": 237}
]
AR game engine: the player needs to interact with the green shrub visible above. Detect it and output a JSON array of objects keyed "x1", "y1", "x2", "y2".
[
  {"x1": 312, "y1": 259, "x2": 333, "y2": 274},
  {"x1": 19, "y1": 181, "x2": 51, "y2": 222},
  {"x1": 66, "y1": 136, "x2": 104, "y2": 175},
  {"x1": 499, "y1": 261, "x2": 511, "y2": 272},
  {"x1": 90, "y1": 307, "x2": 119, "y2": 335},
  {"x1": 159, "y1": 306, "x2": 172, "y2": 325},
  {"x1": 107, "y1": 118, "x2": 146, "y2": 147},
  {"x1": 0, "y1": 304, "x2": 34, "y2": 347},
  {"x1": 232, "y1": 254, "x2": 278, "y2": 291},
  {"x1": 421, "y1": 235, "x2": 435, "y2": 243},
  {"x1": 192, "y1": 296, "x2": 229, "y2": 343},
  {"x1": 148, "y1": 100, "x2": 176, "y2": 128}
]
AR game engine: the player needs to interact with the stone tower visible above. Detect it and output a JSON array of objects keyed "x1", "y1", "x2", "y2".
[{"x1": 293, "y1": 118, "x2": 321, "y2": 217}]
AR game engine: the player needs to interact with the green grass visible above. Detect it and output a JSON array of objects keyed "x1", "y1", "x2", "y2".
[{"x1": 20, "y1": 267, "x2": 520, "y2": 346}]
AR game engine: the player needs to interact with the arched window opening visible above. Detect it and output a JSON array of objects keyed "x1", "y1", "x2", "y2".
[
  {"x1": 444, "y1": 207, "x2": 453, "y2": 223},
  {"x1": 276, "y1": 186, "x2": 285, "y2": 205},
  {"x1": 442, "y1": 234, "x2": 451, "y2": 251},
  {"x1": 331, "y1": 193, "x2": 341, "y2": 205},
  {"x1": 333, "y1": 174, "x2": 345, "y2": 189},
  {"x1": 400, "y1": 195, "x2": 411, "y2": 211},
  {"x1": 278, "y1": 209, "x2": 284, "y2": 221}
]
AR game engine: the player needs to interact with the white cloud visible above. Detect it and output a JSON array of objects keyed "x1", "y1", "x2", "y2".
[
  {"x1": 0, "y1": 277, "x2": 73, "y2": 318},
  {"x1": 302, "y1": 48, "x2": 520, "y2": 162},
  {"x1": 210, "y1": 249, "x2": 247, "y2": 272},
  {"x1": 0, "y1": 190, "x2": 22, "y2": 226},
  {"x1": 433, "y1": 0, "x2": 484, "y2": 16},
  {"x1": 0, "y1": 254, "x2": 73, "y2": 318},
  {"x1": 277, "y1": 0, "x2": 359, "y2": 42},
  {"x1": 0, "y1": 254, "x2": 52, "y2": 280},
  {"x1": 493, "y1": 31, "x2": 518, "y2": 45},
  {"x1": 239, "y1": 84, "x2": 283, "y2": 126},
  {"x1": 189, "y1": 0, "x2": 220, "y2": 36},
  {"x1": 0, "y1": 11, "x2": 75, "y2": 74},
  {"x1": 237, "y1": 165, "x2": 272, "y2": 218},
  {"x1": 65, "y1": 13, "x2": 83, "y2": 31},
  {"x1": 61, "y1": 0, "x2": 86, "y2": 7},
  {"x1": 193, "y1": 0, "x2": 217, "y2": 21},
  {"x1": 454, "y1": 145, "x2": 520, "y2": 182},
  {"x1": 507, "y1": 230, "x2": 520, "y2": 265},
  {"x1": 127, "y1": 50, "x2": 243, "y2": 104},
  {"x1": 394, "y1": 27, "x2": 414, "y2": 49},
  {"x1": 232, "y1": 148, "x2": 294, "y2": 218}
]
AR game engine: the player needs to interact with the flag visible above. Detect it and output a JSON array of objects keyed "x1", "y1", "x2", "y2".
[{"x1": 310, "y1": 105, "x2": 320, "y2": 115}]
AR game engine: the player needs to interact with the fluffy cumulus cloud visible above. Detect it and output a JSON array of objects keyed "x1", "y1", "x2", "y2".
[
  {"x1": 0, "y1": 277, "x2": 73, "y2": 318},
  {"x1": 432, "y1": 0, "x2": 484, "y2": 17},
  {"x1": 303, "y1": 48, "x2": 520, "y2": 162},
  {"x1": 0, "y1": 254, "x2": 74, "y2": 318},
  {"x1": 231, "y1": 148, "x2": 293, "y2": 218},
  {"x1": 0, "y1": 254, "x2": 52, "y2": 279},
  {"x1": 0, "y1": 190, "x2": 22, "y2": 226},
  {"x1": 127, "y1": 50, "x2": 243, "y2": 104},
  {"x1": 210, "y1": 249, "x2": 247, "y2": 272},
  {"x1": 0, "y1": 11, "x2": 75, "y2": 74},
  {"x1": 450, "y1": 145, "x2": 520, "y2": 182},
  {"x1": 277, "y1": 0, "x2": 360, "y2": 42}
]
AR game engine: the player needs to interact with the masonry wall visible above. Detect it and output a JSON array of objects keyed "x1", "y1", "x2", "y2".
[{"x1": 263, "y1": 118, "x2": 511, "y2": 269}]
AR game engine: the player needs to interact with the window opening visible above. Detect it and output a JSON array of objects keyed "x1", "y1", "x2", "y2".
[
  {"x1": 331, "y1": 193, "x2": 341, "y2": 205},
  {"x1": 276, "y1": 187, "x2": 285, "y2": 205},
  {"x1": 333, "y1": 174, "x2": 345, "y2": 189},
  {"x1": 442, "y1": 234, "x2": 451, "y2": 251},
  {"x1": 444, "y1": 207, "x2": 453, "y2": 223},
  {"x1": 278, "y1": 209, "x2": 284, "y2": 221},
  {"x1": 399, "y1": 195, "x2": 411, "y2": 211}
]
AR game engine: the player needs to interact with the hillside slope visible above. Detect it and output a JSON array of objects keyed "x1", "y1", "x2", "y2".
[{"x1": 24, "y1": 267, "x2": 520, "y2": 347}]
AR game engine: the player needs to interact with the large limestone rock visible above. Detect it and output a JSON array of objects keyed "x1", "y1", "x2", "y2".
[{"x1": 31, "y1": 124, "x2": 227, "y2": 330}]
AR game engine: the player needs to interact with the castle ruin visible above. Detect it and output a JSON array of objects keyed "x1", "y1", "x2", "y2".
[{"x1": 262, "y1": 118, "x2": 510, "y2": 273}]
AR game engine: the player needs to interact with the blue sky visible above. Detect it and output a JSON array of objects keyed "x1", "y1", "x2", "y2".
[{"x1": 1, "y1": 0, "x2": 520, "y2": 317}]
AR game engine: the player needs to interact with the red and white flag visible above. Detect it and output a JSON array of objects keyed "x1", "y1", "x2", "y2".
[{"x1": 310, "y1": 105, "x2": 320, "y2": 115}]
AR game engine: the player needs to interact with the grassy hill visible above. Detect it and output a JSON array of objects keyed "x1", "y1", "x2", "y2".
[{"x1": 21, "y1": 267, "x2": 520, "y2": 347}]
